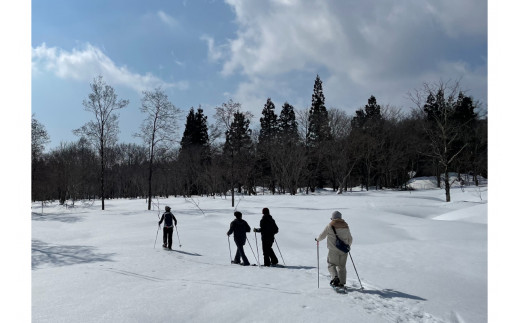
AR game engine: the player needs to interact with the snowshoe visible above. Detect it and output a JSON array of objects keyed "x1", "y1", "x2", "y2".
[{"x1": 333, "y1": 285, "x2": 347, "y2": 294}]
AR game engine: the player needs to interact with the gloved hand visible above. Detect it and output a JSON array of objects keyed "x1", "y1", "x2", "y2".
[
  {"x1": 253, "y1": 228, "x2": 259, "y2": 233},
  {"x1": 315, "y1": 238, "x2": 318, "y2": 241}
]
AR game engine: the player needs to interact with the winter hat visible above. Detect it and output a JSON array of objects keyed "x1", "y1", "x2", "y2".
[
  {"x1": 331, "y1": 211, "x2": 342, "y2": 220},
  {"x1": 165, "y1": 206, "x2": 171, "y2": 211},
  {"x1": 234, "y1": 211, "x2": 242, "y2": 219},
  {"x1": 262, "y1": 208, "x2": 270, "y2": 215}
]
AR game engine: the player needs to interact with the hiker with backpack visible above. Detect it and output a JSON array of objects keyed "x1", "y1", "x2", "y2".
[
  {"x1": 315, "y1": 211, "x2": 353, "y2": 289},
  {"x1": 158, "y1": 206, "x2": 178, "y2": 250},
  {"x1": 227, "y1": 211, "x2": 251, "y2": 266},
  {"x1": 253, "y1": 207, "x2": 279, "y2": 267}
]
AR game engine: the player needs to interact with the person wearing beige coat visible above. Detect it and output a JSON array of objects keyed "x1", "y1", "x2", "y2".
[{"x1": 316, "y1": 211, "x2": 353, "y2": 288}]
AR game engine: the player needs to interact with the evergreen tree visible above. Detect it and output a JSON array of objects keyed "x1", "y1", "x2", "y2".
[
  {"x1": 350, "y1": 95, "x2": 385, "y2": 190},
  {"x1": 306, "y1": 75, "x2": 332, "y2": 191},
  {"x1": 258, "y1": 98, "x2": 278, "y2": 147},
  {"x1": 274, "y1": 102, "x2": 302, "y2": 195},
  {"x1": 180, "y1": 108, "x2": 197, "y2": 150},
  {"x1": 257, "y1": 98, "x2": 278, "y2": 193},
  {"x1": 224, "y1": 112, "x2": 254, "y2": 205},
  {"x1": 179, "y1": 106, "x2": 211, "y2": 195},
  {"x1": 307, "y1": 75, "x2": 331, "y2": 146},
  {"x1": 278, "y1": 102, "x2": 299, "y2": 142},
  {"x1": 224, "y1": 112, "x2": 253, "y2": 158},
  {"x1": 180, "y1": 107, "x2": 210, "y2": 155},
  {"x1": 351, "y1": 95, "x2": 382, "y2": 131}
]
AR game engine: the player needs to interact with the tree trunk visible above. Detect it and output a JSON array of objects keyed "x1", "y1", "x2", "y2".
[
  {"x1": 147, "y1": 160, "x2": 153, "y2": 210},
  {"x1": 444, "y1": 169, "x2": 451, "y2": 202},
  {"x1": 100, "y1": 140, "x2": 105, "y2": 211}
]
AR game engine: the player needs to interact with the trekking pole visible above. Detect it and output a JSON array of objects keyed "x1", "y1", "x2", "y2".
[
  {"x1": 349, "y1": 252, "x2": 364, "y2": 290},
  {"x1": 227, "y1": 235, "x2": 233, "y2": 263},
  {"x1": 317, "y1": 240, "x2": 320, "y2": 288},
  {"x1": 154, "y1": 224, "x2": 161, "y2": 248},
  {"x1": 175, "y1": 225, "x2": 182, "y2": 248},
  {"x1": 274, "y1": 237, "x2": 286, "y2": 266},
  {"x1": 254, "y1": 232, "x2": 260, "y2": 265},
  {"x1": 246, "y1": 237, "x2": 260, "y2": 266}
]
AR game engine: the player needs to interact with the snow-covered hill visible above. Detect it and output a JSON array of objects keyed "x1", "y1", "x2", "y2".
[{"x1": 32, "y1": 183, "x2": 487, "y2": 322}]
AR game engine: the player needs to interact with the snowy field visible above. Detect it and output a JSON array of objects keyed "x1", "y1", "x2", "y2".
[{"x1": 31, "y1": 180, "x2": 488, "y2": 322}]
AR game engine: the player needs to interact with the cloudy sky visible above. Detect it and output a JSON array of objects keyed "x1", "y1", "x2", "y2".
[{"x1": 31, "y1": 0, "x2": 488, "y2": 148}]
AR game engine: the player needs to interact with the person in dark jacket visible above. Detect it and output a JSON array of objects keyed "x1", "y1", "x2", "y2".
[
  {"x1": 253, "y1": 207, "x2": 279, "y2": 266},
  {"x1": 227, "y1": 211, "x2": 251, "y2": 266},
  {"x1": 158, "y1": 206, "x2": 177, "y2": 250}
]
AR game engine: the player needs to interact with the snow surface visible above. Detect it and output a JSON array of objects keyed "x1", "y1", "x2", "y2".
[{"x1": 32, "y1": 182, "x2": 487, "y2": 322}]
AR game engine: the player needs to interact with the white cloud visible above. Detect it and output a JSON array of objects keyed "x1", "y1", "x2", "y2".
[
  {"x1": 32, "y1": 43, "x2": 188, "y2": 93},
  {"x1": 217, "y1": 0, "x2": 487, "y2": 112},
  {"x1": 201, "y1": 35, "x2": 226, "y2": 62},
  {"x1": 157, "y1": 10, "x2": 179, "y2": 29}
]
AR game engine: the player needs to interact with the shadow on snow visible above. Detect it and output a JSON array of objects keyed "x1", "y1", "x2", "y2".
[
  {"x1": 31, "y1": 212, "x2": 84, "y2": 223},
  {"x1": 31, "y1": 240, "x2": 115, "y2": 270},
  {"x1": 350, "y1": 287, "x2": 427, "y2": 301},
  {"x1": 171, "y1": 249, "x2": 202, "y2": 256}
]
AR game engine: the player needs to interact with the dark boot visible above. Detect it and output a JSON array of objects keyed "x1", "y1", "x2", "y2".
[{"x1": 330, "y1": 277, "x2": 340, "y2": 287}]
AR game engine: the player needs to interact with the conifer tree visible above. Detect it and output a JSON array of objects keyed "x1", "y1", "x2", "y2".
[
  {"x1": 278, "y1": 102, "x2": 299, "y2": 142},
  {"x1": 258, "y1": 98, "x2": 278, "y2": 146},
  {"x1": 306, "y1": 75, "x2": 331, "y2": 191},
  {"x1": 307, "y1": 75, "x2": 331, "y2": 146},
  {"x1": 179, "y1": 106, "x2": 210, "y2": 195},
  {"x1": 257, "y1": 98, "x2": 278, "y2": 193},
  {"x1": 224, "y1": 112, "x2": 253, "y2": 205},
  {"x1": 350, "y1": 95, "x2": 384, "y2": 190}
]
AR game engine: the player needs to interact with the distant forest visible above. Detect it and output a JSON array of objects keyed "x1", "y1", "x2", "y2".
[{"x1": 32, "y1": 75, "x2": 487, "y2": 207}]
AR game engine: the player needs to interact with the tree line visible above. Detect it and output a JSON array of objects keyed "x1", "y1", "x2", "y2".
[{"x1": 32, "y1": 75, "x2": 487, "y2": 207}]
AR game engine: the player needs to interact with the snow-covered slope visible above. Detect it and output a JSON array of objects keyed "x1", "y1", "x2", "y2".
[{"x1": 32, "y1": 184, "x2": 487, "y2": 322}]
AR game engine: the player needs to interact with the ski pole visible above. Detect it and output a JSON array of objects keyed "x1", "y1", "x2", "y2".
[
  {"x1": 155, "y1": 209, "x2": 161, "y2": 248},
  {"x1": 154, "y1": 224, "x2": 161, "y2": 248},
  {"x1": 227, "y1": 235, "x2": 233, "y2": 263},
  {"x1": 317, "y1": 240, "x2": 320, "y2": 288},
  {"x1": 255, "y1": 232, "x2": 260, "y2": 265},
  {"x1": 246, "y1": 237, "x2": 260, "y2": 266},
  {"x1": 349, "y1": 252, "x2": 364, "y2": 290},
  {"x1": 274, "y1": 237, "x2": 286, "y2": 266},
  {"x1": 175, "y1": 225, "x2": 182, "y2": 248}
]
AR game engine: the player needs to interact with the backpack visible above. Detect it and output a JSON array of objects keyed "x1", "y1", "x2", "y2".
[{"x1": 331, "y1": 226, "x2": 350, "y2": 253}]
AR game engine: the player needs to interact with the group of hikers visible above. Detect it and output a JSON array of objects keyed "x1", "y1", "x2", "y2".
[{"x1": 158, "y1": 206, "x2": 353, "y2": 289}]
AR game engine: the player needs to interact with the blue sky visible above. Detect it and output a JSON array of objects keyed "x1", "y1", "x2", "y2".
[{"x1": 31, "y1": 0, "x2": 488, "y2": 149}]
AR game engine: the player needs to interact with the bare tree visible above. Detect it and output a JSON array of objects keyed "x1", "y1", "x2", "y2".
[
  {"x1": 325, "y1": 108, "x2": 358, "y2": 193},
  {"x1": 136, "y1": 87, "x2": 180, "y2": 210},
  {"x1": 410, "y1": 80, "x2": 475, "y2": 202},
  {"x1": 73, "y1": 75, "x2": 129, "y2": 210},
  {"x1": 296, "y1": 108, "x2": 310, "y2": 146},
  {"x1": 31, "y1": 114, "x2": 50, "y2": 160},
  {"x1": 32, "y1": 115, "x2": 51, "y2": 203},
  {"x1": 213, "y1": 99, "x2": 253, "y2": 137}
]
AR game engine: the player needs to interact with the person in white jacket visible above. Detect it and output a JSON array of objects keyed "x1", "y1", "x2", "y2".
[{"x1": 316, "y1": 211, "x2": 353, "y2": 288}]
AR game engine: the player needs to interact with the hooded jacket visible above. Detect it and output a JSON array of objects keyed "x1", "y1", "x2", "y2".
[{"x1": 316, "y1": 219, "x2": 353, "y2": 253}]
